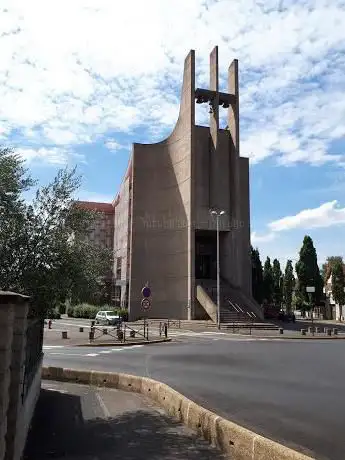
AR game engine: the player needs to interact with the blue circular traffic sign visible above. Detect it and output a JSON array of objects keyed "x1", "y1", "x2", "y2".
[{"x1": 142, "y1": 286, "x2": 151, "y2": 298}]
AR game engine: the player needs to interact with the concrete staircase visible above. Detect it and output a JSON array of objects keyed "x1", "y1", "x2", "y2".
[{"x1": 196, "y1": 279, "x2": 278, "y2": 330}]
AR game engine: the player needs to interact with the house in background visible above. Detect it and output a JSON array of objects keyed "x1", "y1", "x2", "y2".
[{"x1": 324, "y1": 272, "x2": 345, "y2": 321}]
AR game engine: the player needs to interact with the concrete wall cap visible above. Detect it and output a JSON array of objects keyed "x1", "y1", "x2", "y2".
[{"x1": 0, "y1": 291, "x2": 30, "y2": 299}]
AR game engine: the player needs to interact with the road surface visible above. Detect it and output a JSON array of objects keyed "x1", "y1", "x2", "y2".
[{"x1": 43, "y1": 335, "x2": 345, "y2": 460}]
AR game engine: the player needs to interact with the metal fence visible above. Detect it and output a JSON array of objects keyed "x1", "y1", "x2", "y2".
[{"x1": 22, "y1": 318, "x2": 44, "y2": 402}]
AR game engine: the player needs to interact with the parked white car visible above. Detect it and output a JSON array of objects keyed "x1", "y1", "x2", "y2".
[{"x1": 95, "y1": 311, "x2": 120, "y2": 326}]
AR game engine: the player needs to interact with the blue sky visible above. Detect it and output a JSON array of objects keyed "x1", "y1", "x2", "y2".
[{"x1": 1, "y1": 0, "x2": 345, "y2": 269}]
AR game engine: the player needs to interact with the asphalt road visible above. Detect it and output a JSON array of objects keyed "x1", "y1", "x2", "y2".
[{"x1": 43, "y1": 336, "x2": 345, "y2": 460}]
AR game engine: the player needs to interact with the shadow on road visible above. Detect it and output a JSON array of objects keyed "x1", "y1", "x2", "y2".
[{"x1": 24, "y1": 389, "x2": 225, "y2": 460}]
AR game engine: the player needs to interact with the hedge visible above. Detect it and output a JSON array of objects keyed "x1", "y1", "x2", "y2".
[{"x1": 67, "y1": 304, "x2": 128, "y2": 321}]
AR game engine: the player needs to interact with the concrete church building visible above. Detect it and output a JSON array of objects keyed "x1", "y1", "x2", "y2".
[{"x1": 78, "y1": 47, "x2": 263, "y2": 322}]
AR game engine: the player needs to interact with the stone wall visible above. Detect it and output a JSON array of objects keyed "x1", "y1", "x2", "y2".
[{"x1": 0, "y1": 292, "x2": 42, "y2": 460}]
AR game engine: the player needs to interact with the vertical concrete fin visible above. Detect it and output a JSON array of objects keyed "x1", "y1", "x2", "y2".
[
  {"x1": 228, "y1": 59, "x2": 239, "y2": 157},
  {"x1": 210, "y1": 45, "x2": 219, "y2": 91},
  {"x1": 179, "y1": 49, "x2": 195, "y2": 127},
  {"x1": 209, "y1": 45, "x2": 219, "y2": 136},
  {"x1": 209, "y1": 46, "x2": 220, "y2": 210},
  {"x1": 227, "y1": 59, "x2": 240, "y2": 287}
]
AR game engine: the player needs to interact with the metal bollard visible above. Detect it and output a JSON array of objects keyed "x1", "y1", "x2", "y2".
[
  {"x1": 324, "y1": 327, "x2": 328, "y2": 334},
  {"x1": 62, "y1": 331, "x2": 68, "y2": 339},
  {"x1": 315, "y1": 327, "x2": 320, "y2": 333},
  {"x1": 301, "y1": 329, "x2": 306, "y2": 336},
  {"x1": 279, "y1": 328, "x2": 284, "y2": 335},
  {"x1": 333, "y1": 328, "x2": 338, "y2": 335},
  {"x1": 164, "y1": 323, "x2": 168, "y2": 338},
  {"x1": 308, "y1": 327, "x2": 314, "y2": 334},
  {"x1": 89, "y1": 331, "x2": 94, "y2": 341},
  {"x1": 79, "y1": 327, "x2": 84, "y2": 333},
  {"x1": 327, "y1": 328, "x2": 332, "y2": 336}
]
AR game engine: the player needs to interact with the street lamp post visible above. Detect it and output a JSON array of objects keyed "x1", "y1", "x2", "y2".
[
  {"x1": 210, "y1": 209, "x2": 225, "y2": 330},
  {"x1": 306, "y1": 286, "x2": 315, "y2": 335}
]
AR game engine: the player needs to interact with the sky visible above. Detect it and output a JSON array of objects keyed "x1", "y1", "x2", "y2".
[{"x1": 1, "y1": 0, "x2": 345, "y2": 270}]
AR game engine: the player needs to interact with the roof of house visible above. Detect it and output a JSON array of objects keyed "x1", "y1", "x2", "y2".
[{"x1": 75, "y1": 201, "x2": 114, "y2": 214}]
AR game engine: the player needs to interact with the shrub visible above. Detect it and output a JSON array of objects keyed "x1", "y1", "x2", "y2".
[
  {"x1": 67, "y1": 305, "x2": 75, "y2": 317},
  {"x1": 58, "y1": 303, "x2": 66, "y2": 315},
  {"x1": 66, "y1": 304, "x2": 125, "y2": 319},
  {"x1": 118, "y1": 308, "x2": 128, "y2": 321},
  {"x1": 47, "y1": 308, "x2": 61, "y2": 319}
]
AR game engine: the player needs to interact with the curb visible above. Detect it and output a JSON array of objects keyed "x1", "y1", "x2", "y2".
[
  {"x1": 41, "y1": 366, "x2": 314, "y2": 460},
  {"x1": 75, "y1": 338, "x2": 172, "y2": 347},
  {"x1": 241, "y1": 335, "x2": 345, "y2": 340}
]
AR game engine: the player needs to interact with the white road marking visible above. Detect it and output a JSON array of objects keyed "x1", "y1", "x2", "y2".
[
  {"x1": 99, "y1": 350, "x2": 112, "y2": 354},
  {"x1": 85, "y1": 353, "x2": 99, "y2": 357},
  {"x1": 95, "y1": 391, "x2": 111, "y2": 418},
  {"x1": 43, "y1": 345, "x2": 65, "y2": 349},
  {"x1": 50, "y1": 352, "x2": 85, "y2": 356},
  {"x1": 127, "y1": 345, "x2": 144, "y2": 348},
  {"x1": 111, "y1": 348, "x2": 124, "y2": 351},
  {"x1": 202, "y1": 331, "x2": 227, "y2": 335}
]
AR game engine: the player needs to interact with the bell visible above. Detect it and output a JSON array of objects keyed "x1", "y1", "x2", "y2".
[
  {"x1": 222, "y1": 102, "x2": 230, "y2": 108},
  {"x1": 196, "y1": 96, "x2": 203, "y2": 104}
]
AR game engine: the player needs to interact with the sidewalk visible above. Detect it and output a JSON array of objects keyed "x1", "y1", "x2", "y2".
[{"x1": 24, "y1": 381, "x2": 225, "y2": 460}]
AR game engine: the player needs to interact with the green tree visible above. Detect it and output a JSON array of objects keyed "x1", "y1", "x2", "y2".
[
  {"x1": 272, "y1": 259, "x2": 283, "y2": 307},
  {"x1": 251, "y1": 246, "x2": 264, "y2": 304},
  {"x1": 331, "y1": 259, "x2": 345, "y2": 320},
  {"x1": 295, "y1": 235, "x2": 323, "y2": 310},
  {"x1": 283, "y1": 260, "x2": 295, "y2": 312},
  {"x1": 0, "y1": 147, "x2": 112, "y2": 315},
  {"x1": 322, "y1": 256, "x2": 343, "y2": 283},
  {"x1": 263, "y1": 257, "x2": 274, "y2": 304}
]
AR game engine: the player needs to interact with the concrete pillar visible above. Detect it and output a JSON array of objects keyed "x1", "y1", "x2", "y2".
[
  {"x1": 0, "y1": 293, "x2": 15, "y2": 460},
  {"x1": 4, "y1": 293, "x2": 29, "y2": 460},
  {"x1": 228, "y1": 59, "x2": 241, "y2": 288},
  {"x1": 180, "y1": 49, "x2": 196, "y2": 321},
  {"x1": 209, "y1": 45, "x2": 221, "y2": 211}
]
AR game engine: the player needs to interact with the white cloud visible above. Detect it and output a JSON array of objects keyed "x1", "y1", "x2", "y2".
[
  {"x1": 1, "y1": 0, "x2": 345, "y2": 167},
  {"x1": 104, "y1": 139, "x2": 129, "y2": 152},
  {"x1": 251, "y1": 231, "x2": 276, "y2": 245},
  {"x1": 268, "y1": 200, "x2": 345, "y2": 232},
  {"x1": 252, "y1": 200, "x2": 345, "y2": 248},
  {"x1": 17, "y1": 147, "x2": 84, "y2": 165}
]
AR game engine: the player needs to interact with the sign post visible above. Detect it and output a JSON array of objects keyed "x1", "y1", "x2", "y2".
[{"x1": 141, "y1": 284, "x2": 151, "y2": 339}]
